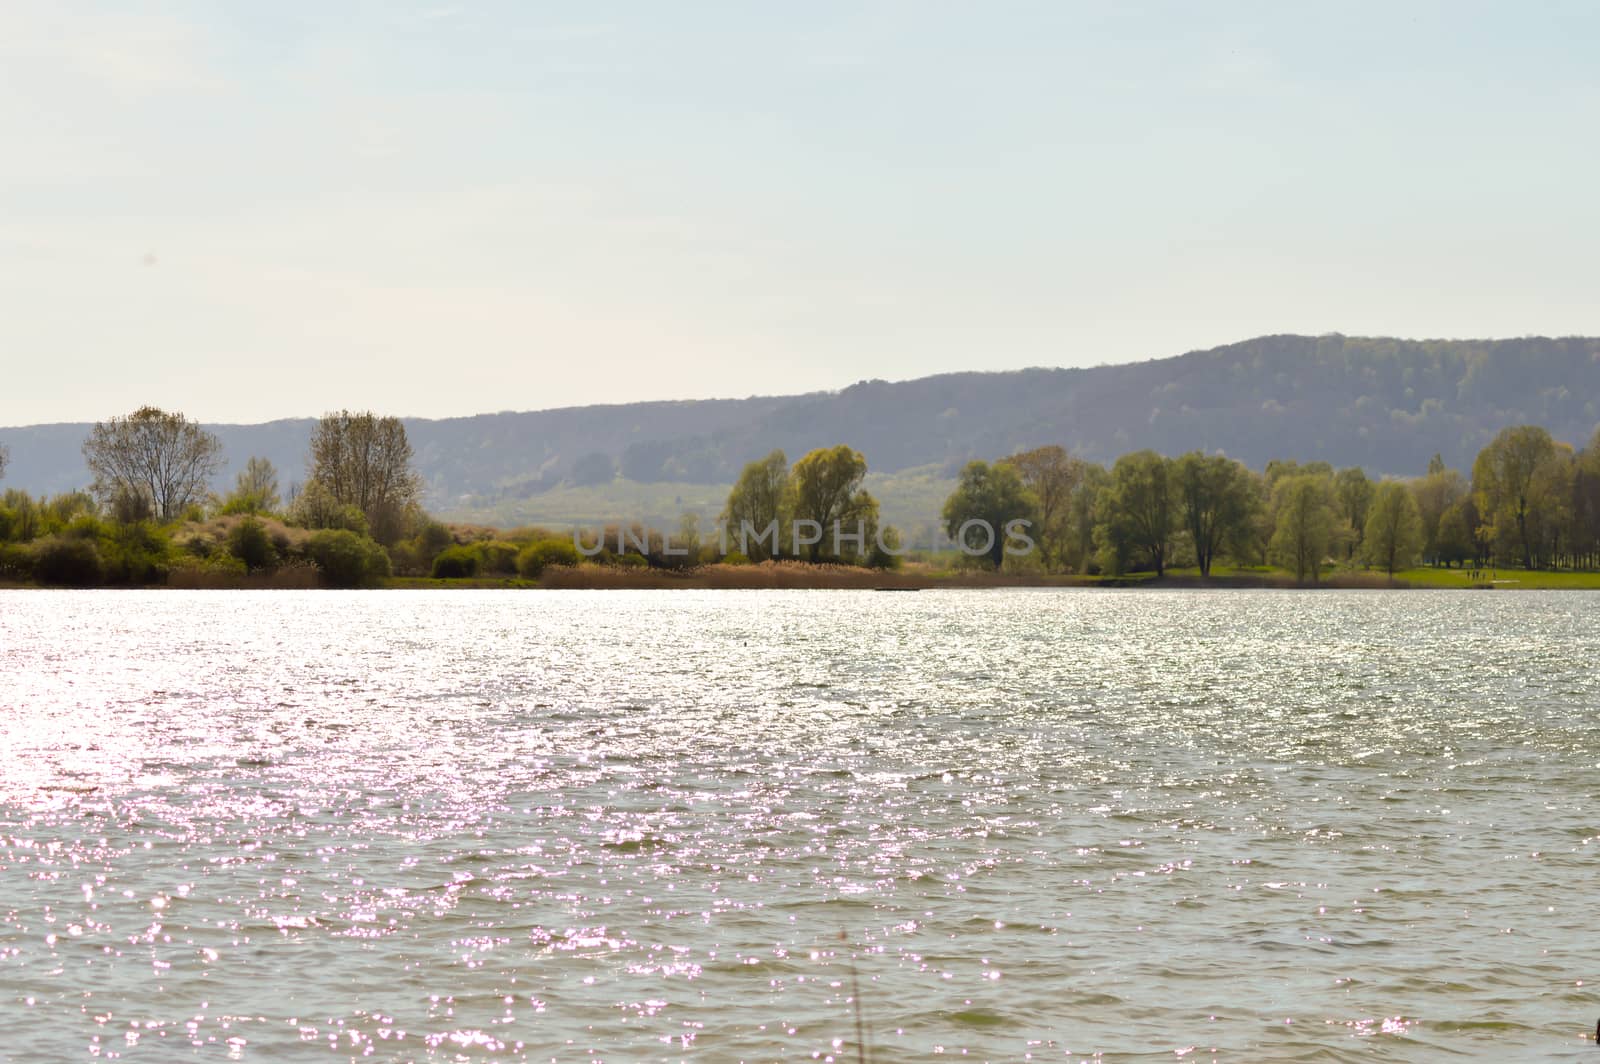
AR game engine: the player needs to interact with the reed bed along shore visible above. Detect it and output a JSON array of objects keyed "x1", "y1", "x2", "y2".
[
  {"x1": 388, "y1": 563, "x2": 1600, "y2": 591},
  {"x1": 13, "y1": 560, "x2": 1600, "y2": 591}
]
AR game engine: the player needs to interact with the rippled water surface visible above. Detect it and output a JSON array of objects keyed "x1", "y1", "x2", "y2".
[{"x1": 3, "y1": 588, "x2": 1598, "y2": 1061}]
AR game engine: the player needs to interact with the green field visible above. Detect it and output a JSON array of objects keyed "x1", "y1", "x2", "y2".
[{"x1": 1392, "y1": 566, "x2": 1600, "y2": 590}]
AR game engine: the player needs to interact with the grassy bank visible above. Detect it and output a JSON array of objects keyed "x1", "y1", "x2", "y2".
[{"x1": 1391, "y1": 566, "x2": 1600, "y2": 590}]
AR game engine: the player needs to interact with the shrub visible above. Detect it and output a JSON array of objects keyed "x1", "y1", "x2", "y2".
[
  {"x1": 720, "y1": 550, "x2": 750, "y2": 566},
  {"x1": 385, "y1": 519, "x2": 454, "y2": 576},
  {"x1": 64, "y1": 514, "x2": 110, "y2": 541},
  {"x1": 175, "y1": 553, "x2": 247, "y2": 577},
  {"x1": 227, "y1": 517, "x2": 277, "y2": 572},
  {"x1": 517, "y1": 537, "x2": 582, "y2": 578},
  {"x1": 101, "y1": 522, "x2": 173, "y2": 584},
  {"x1": 0, "y1": 543, "x2": 33, "y2": 581},
  {"x1": 868, "y1": 526, "x2": 904, "y2": 570},
  {"x1": 44, "y1": 492, "x2": 95, "y2": 531},
  {"x1": 33, "y1": 536, "x2": 104, "y2": 586},
  {"x1": 476, "y1": 540, "x2": 520, "y2": 575},
  {"x1": 431, "y1": 544, "x2": 480, "y2": 579},
  {"x1": 307, "y1": 529, "x2": 391, "y2": 588}
]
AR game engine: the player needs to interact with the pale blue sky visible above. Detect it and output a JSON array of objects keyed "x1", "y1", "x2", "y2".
[{"x1": 4, "y1": 1, "x2": 1597, "y2": 425}]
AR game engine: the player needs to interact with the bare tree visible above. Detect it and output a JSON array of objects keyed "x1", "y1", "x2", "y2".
[
  {"x1": 0, "y1": 443, "x2": 8, "y2": 482},
  {"x1": 307, "y1": 411, "x2": 422, "y2": 543},
  {"x1": 83, "y1": 406, "x2": 223, "y2": 521}
]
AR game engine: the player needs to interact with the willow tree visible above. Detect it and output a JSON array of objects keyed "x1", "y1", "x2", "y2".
[
  {"x1": 1472, "y1": 425, "x2": 1556, "y2": 568},
  {"x1": 1334, "y1": 467, "x2": 1375, "y2": 559},
  {"x1": 1409, "y1": 462, "x2": 1467, "y2": 565},
  {"x1": 787, "y1": 444, "x2": 877, "y2": 562},
  {"x1": 941, "y1": 460, "x2": 1036, "y2": 570},
  {"x1": 1174, "y1": 451, "x2": 1258, "y2": 577},
  {"x1": 308, "y1": 411, "x2": 421, "y2": 544},
  {"x1": 1575, "y1": 428, "x2": 1600, "y2": 569},
  {"x1": 82, "y1": 406, "x2": 223, "y2": 521},
  {"x1": 1001, "y1": 445, "x2": 1081, "y2": 570},
  {"x1": 1362, "y1": 481, "x2": 1423, "y2": 577},
  {"x1": 1269, "y1": 474, "x2": 1335, "y2": 583},
  {"x1": 1094, "y1": 450, "x2": 1175, "y2": 576},
  {"x1": 721, "y1": 450, "x2": 789, "y2": 560}
]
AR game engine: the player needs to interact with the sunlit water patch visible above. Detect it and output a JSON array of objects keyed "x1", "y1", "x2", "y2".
[{"x1": 2, "y1": 589, "x2": 1598, "y2": 1059}]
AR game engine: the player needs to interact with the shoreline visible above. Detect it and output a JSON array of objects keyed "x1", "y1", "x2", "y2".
[{"x1": 4, "y1": 568, "x2": 1595, "y2": 591}]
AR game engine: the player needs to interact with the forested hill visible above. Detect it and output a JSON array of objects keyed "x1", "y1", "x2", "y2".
[{"x1": 4, "y1": 335, "x2": 1599, "y2": 509}]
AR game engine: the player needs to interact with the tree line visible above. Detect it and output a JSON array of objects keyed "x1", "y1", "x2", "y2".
[
  {"x1": 705, "y1": 427, "x2": 1600, "y2": 581},
  {"x1": 936, "y1": 423, "x2": 1600, "y2": 579},
  {"x1": 3, "y1": 408, "x2": 1598, "y2": 586}
]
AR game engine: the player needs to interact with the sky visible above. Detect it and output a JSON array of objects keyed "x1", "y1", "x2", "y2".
[{"x1": 4, "y1": 1, "x2": 1598, "y2": 426}]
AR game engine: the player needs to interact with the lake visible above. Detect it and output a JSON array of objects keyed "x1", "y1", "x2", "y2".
[{"x1": 1, "y1": 588, "x2": 1596, "y2": 1060}]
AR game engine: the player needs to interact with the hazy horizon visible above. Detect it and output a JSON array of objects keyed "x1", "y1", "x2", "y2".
[{"x1": 6, "y1": 2, "x2": 1600, "y2": 425}]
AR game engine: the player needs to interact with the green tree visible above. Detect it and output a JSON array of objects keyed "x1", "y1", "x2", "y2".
[
  {"x1": 1265, "y1": 459, "x2": 1333, "y2": 490},
  {"x1": 1269, "y1": 475, "x2": 1335, "y2": 583},
  {"x1": 1334, "y1": 467, "x2": 1375, "y2": 559},
  {"x1": 1094, "y1": 450, "x2": 1176, "y2": 576},
  {"x1": 1473, "y1": 426, "x2": 1559, "y2": 569},
  {"x1": 1062, "y1": 463, "x2": 1108, "y2": 573},
  {"x1": 82, "y1": 406, "x2": 223, "y2": 521},
  {"x1": 1574, "y1": 428, "x2": 1600, "y2": 569},
  {"x1": 722, "y1": 450, "x2": 789, "y2": 560},
  {"x1": 672, "y1": 512, "x2": 703, "y2": 566},
  {"x1": 308, "y1": 411, "x2": 422, "y2": 545},
  {"x1": 1173, "y1": 452, "x2": 1258, "y2": 577},
  {"x1": 787, "y1": 445, "x2": 878, "y2": 562},
  {"x1": 1525, "y1": 445, "x2": 1576, "y2": 568},
  {"x1": 1362, "y1": 481, "x2": 1423, "y2": 577},
  {"x1": 941, "y1": 460, "x2": 1037, "y2": 571},
  {"x1": 1000, "y1": 445, "x2": 1081, "y2": 571},
  {"x1": 1, "y1": 490, "x2": 40, "y2": 542},
  {"x1": 1409, "y1": 464, "x2": 1467, "y2": 565},
  {"x1": 1435, "y1": 498, "x2": 1479, "y2": 567},
  {"x1": 222, "y1": 457, "x2": 281, "y2": 514}
]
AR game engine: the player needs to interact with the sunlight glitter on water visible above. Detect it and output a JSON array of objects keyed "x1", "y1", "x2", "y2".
[{"x1": 3, "y1": 589, "x2": 1599, "y2": 1059}]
